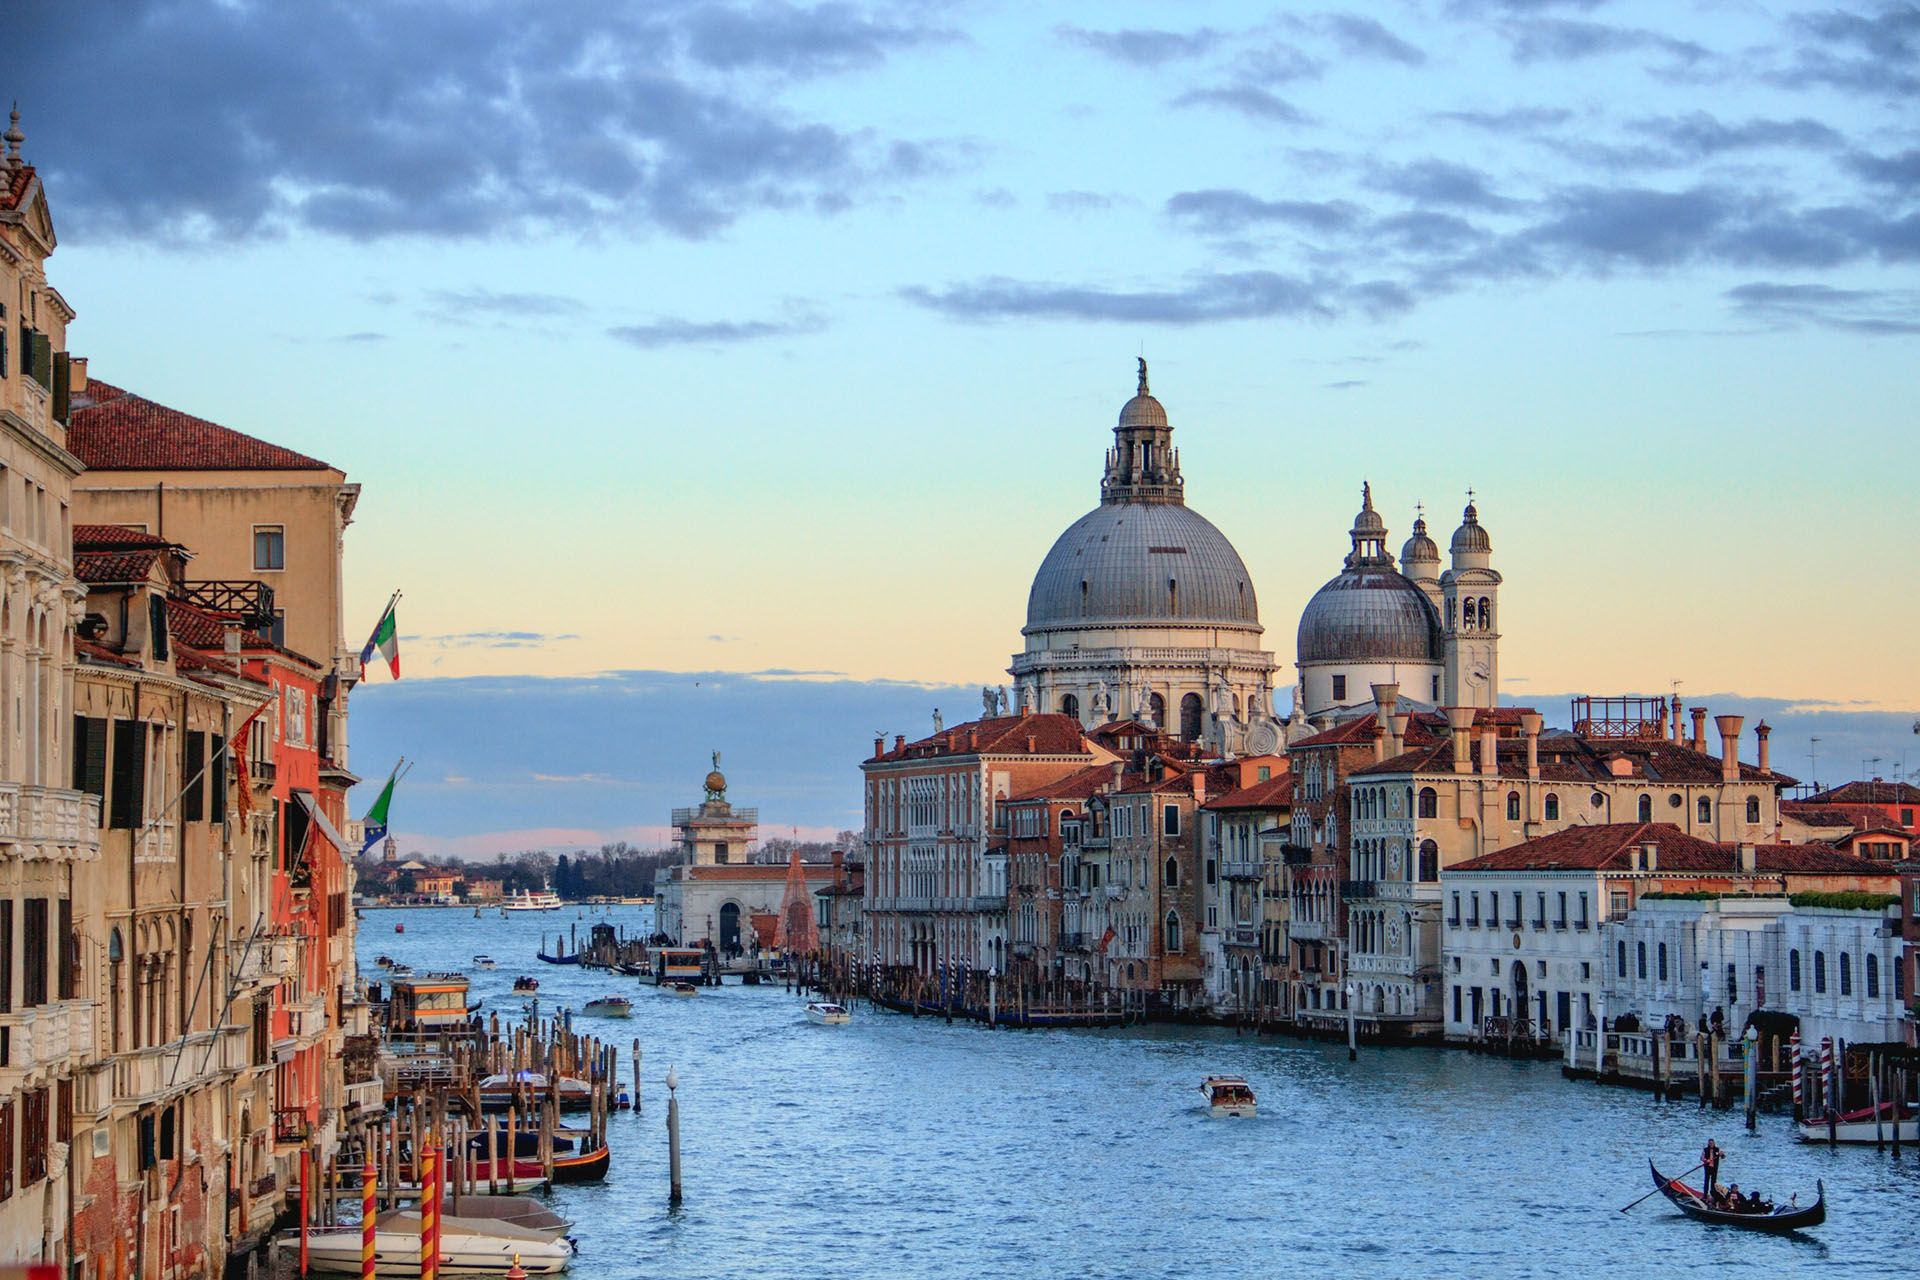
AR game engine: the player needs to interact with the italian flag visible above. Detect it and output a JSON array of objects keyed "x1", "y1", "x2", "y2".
[{"x1": 360, "y1": 598, "x2": 400, "y2": 679}]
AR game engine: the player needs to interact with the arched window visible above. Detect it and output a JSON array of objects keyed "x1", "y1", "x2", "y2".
[
  {"x1": 1839, "y1": 952, "x2": 1851, "y2": 996},
  {"x1": 1745, "y1": 796, "x2": 1760, "y2": 824},
  {"x1": 1506, "y1": 792, "x2": 1520, "y2": 822},
  {"x1": 1697, "y1": 797, "x2": 1712, "y2": 823},
  {"x1": 1163, "y1": 856, "x2": 1179, "y2": 888},
  {"x1": 1866, "y1": 953, "x2": 1880, "y2": 998},
  {"x1": 1657, "y1": 943, "x2": 1668, "y2": 982},
  {"x1": 1163, "y1": 911, "x2": 1181, "y2": 952},
  {"x1": 1148, "y1": 693, "x2": 1165, "y2": 727},
  {"x1": 1637, "y1": 794, "x2": 1653, "y2": 822},
  {"x1": 1617, "y1": 940, "x2": 1628, "y2": 978},
  {"x1": 1545, "y1": 793, "x2": 1560, "y2": 821},
  {"x1": 1789, "y1": 948, "x2": 1801, "y2": 991},
  {"x1": 1813, "y1": 951, "x2": 1826, "y2": 994},
  {"x1": 1478, "y1": 597, "x2": 1491, "y2": 628},
  {"x1": 1179, "y1": 693, "x2": 1204, "y2": 742},
  {"x1": 1418, "y1": 840, "x2": 1438, "y2": 882},
  {"x1": 1418, "y1": 788, "x2": 1437, "y2": 819},
  {"x1": 1060, "y1": 693, "x2": 1079, "y2": 719},
  {"x1": 1636, "y1": 941, "x2": 1647, "y2": 979}
]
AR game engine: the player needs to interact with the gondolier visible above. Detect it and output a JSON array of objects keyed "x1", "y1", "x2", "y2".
[{"x1": 1700, "y1": 1138, "x2": 1724, "y2": 1198}]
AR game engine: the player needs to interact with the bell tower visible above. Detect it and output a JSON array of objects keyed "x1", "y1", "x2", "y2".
[{"x1": 1441, "y1": 494, "x2": 1501, "y2": 708}]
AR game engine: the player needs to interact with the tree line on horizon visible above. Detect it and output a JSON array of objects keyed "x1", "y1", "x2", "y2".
[{"x1": 359, "y1": 832, "x2": 864, "y2": 899}]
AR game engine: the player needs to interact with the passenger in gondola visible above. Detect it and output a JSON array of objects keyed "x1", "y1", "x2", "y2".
[{"x1": 1723, "y1": 1182, "x2": 1741, "y2": 1211}]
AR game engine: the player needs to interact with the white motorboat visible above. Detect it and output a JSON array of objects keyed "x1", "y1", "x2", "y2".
[
  {"x1": 1797, "y1": 1105, "x2": 1919, "y2": 1144},
  {"x1": 805, "y1": 1001, "x2": 851, "y2": 1026},
  {"x1": 1199, "y1": 1075, "x2": 1256, "y2": 1118},
  {"x1": 503, "y1": 888, "x2": 564, "y2": 912},
  {"x1": 472, "y1": 955, "x2": 497, "y2": 970},
  {"x1": 283, "y1": 1209, "x2": 572, "y2": 1275},
  {"x1": 582, "y1": 995, "x2": 632, "y2": 1018}
]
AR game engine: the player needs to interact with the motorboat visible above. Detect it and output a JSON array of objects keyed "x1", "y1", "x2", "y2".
[
  {"x1": 512, "y1": 976, "x2": 539, "y2": 993},
  {"x1": 375, "y1": 955, "x2": 396, "y2": 969},
  {"x1": 1648, "y1": 1161, "x2": 1824, "y2": 1232},
  {"x1": 504, "y1": 889, "x2": 564, "y2": 912},
  {"x1": 805, "y1": 1001, "x2": 851, "y2": 1026},
  {"x1": 1199, "y1": 1076, "x2": 1257, "y2": 1118},
  {"x1": 464, "y1": 1128, "x2": 611, "y2": 1184},
  {"x1": 1796, "y1": 1102, "x2": 1919, "y2": 1144},
  {"x1": 472, "y1": 955, "x2": 497, "y2": 970},
  {"x1": 668, "y1": 981, "x2": 700, "y2": 997},
  {"x1": 582, "y1": 996, "x2": 632, "y2": 1018},
  {"x1": 390, "y1": 963, "x2": 415, "y2": 978},
  {"x1": 286, "y1": 1207, "x2": 573, "y2": 1275},
  {"x1": 476, "y1": 1070, "x2": 596, "y2": 1112}
]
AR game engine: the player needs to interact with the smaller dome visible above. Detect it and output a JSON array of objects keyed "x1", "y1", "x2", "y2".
[
  {"x1": 1451, "y1": 500, "x2": 1491, "y2": 555},
  {"x1": 1118, "y1": 393, "x2": 1167, "y2": 429},
  {"x1": 1401, "y1": 512, "x2": 1440, "y2": 567},
  {"x1": 1351, "y1": 482, "x2": 1386, "y2": 536},
  {"x1": 704, "y1": 769, "x2": 727, "y2": 795}
]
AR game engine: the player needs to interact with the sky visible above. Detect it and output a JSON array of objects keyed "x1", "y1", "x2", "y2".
[{"x1": 10, "y1": 1, "x2": 1918, "y2": 853}]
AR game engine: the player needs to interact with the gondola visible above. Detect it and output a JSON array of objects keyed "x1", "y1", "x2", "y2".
[
  {"x1": 535, "y1": 950, "x2": 581, "y2": 965},
  {"x1": 1648, "y1": 1162, "x2": 1824, "y2": 1233}
]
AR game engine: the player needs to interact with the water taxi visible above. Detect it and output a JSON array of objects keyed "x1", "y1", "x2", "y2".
[
  {"x1": 582, "y1": 995, "x2": 632, "y2": 1018},
  {"x1": 503, "y1": 888, "x2": 564, "y2": 912},
  {"x1": 389, "y1": 973, "x2": 473, "y2": 1033},
  {"x1": 805, "y1": 1001, "x2": 851, "y2": 1026},
  {"x1": 375, "y1": 955, "x2": 397, "y2": 969},
  {"x1": 646, "y1": 947, "x2": 707, "y2": 985},
  {"x1": 668, "y1": 981, "x2": 700, "y2": 997},
  {"x1": 1199, "y1": 1076, "x2": 1256, "y2": 1118},
  {"x1": 472, "y1": 955, "x2": 497, "y2": 970}
]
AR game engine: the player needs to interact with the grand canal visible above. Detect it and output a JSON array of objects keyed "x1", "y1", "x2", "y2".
[{"x1": 363, "y1": 906, "x2": 1920, "y2": 1278}]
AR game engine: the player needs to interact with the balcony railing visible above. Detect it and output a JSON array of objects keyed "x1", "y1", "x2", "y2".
[
  {"x1": 968, "y1": 895, "x2": 1004, "y2": 913},
  {"x1": 1341, "y1": 880, "x2": 1378, "y2": 900},
  {"x1": 0, "y1": 1000, "x2": 95, "y2": 1080},
  {"x1": 1223, "y1": 860, "x2": 1262, "y2": 881},
  {"x1": 1226, "y1": 925, "x2": 1260, "y2": 948},
  {"x1": 344, "y1": 1078, "x2": 384, "y2": 1116},
  {"x1": 0, "y1": 783, "x2": 104, "y2": 850},
  {"x1": 1104, "y1": 885, "x2": 1128, "y2": 901},
  {"x1": 1060, "y1": 932, "x2": 1089, "y2": 950},
  {"x1": 175, "y1": 580, "x2": 277, "y2": 629}
]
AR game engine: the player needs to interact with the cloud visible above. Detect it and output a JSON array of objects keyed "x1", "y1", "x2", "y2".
[
  {"x1": 1847, "y1": 147, "x2": 1920, "y2": 191},
  {"x1": 1367, "y1": 160, "x2": 1519, "y2": 211},
  {"x1": 605, "y1": 310, "x2": 825, "y2": 348},
  {"x1": 1166, "y1": 189, "x2": 1365, "y2": 235},
  {"x1": 1724, "y1": 282, "x2": 1920, "y2": 335},
  {"x1": 418, "y1": 631, "x2": 583, "y2": 649},
  {"x1": 900, "y1": 271, "x2": 1340, "y2": 324},
  {"x1": 1171, "y1": 87, "x2": 1313, "y2": 124},
  {"x1": 1317, "y1": 13, "x2": 1426, "y2": 66},
  {"x1": 423, "y1": 288, "x2": 587, "y2": 321},
  {"x1": 1047, "y1": 190, "x2": 1122, "y2": 213},
  {"x1": 1055, "y1": 25, "x2": 1223, "y2": 66},
  {"x1": 1627, "y1": 113, "x2": 1845, "y2": 159},
  {"x1": 1430, "y1": 106, "x2": 1575, "y2": 133},
  {"x1": 529, "y1": 772, "x2": 619, "y2": 785},
  {"x1": 11, "y1": 0, "x2": 941, "y2": 243},
  {"x1": 1771, "y1": 3, "x2": 1920, "y2": 96},
  {"x1": 1323, "y1": 379, "x2": 1369, "y2": 390},
  {"x1": 1499, "y1": 18, "x2": 1709, "y2": 66}
]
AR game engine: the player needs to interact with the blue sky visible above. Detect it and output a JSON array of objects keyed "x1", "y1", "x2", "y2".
[{"x1": 11, "y1": 1, "x2": 1917, "y2": 852}]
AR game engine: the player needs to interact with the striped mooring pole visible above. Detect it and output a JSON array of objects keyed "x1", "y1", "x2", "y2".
[
  {"x1": 362, "y1": 1162, "x2": 377, "y2": 1279},
  {"x1": 1790, "y1": 1028, "x2": 1802, "y2": 1120},
  {"x1": 419, "y1": 1148, "x2": 440, "y2": 1280}
]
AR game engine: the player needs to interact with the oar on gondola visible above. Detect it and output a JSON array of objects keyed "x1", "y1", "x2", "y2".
[
  {"x1": 1621, "y1": 1162, "x2": 1703, "y2": 1213},
  {"x1": 1647, "y1": 1161, "x2": 1825, "y2": 1233}
]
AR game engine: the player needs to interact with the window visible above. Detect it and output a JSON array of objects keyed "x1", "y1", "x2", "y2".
[
  {"x1": 253, "y1": 525, "x2": 286, "y2": 571},
  {"x1": 1813, "y1": 951, "x2": 1826, "y2": 994},
  {"x1": 1555, "y1": 892, "x2": 1567, "y2": 929},
  {"x1": 1577, "y1": 892, "x2": 1589, "y2": 929},
  {"x1": 1163, "y1": 806, "x2": 1180, "y2": 837},
  {"x1": 1545, "y1": 793, "x2": 1560, "y2": 821},
  {"x1": 1866, "y1": 953, "x2": 1879, "y2": 999},
  {"x1": 1726, "y1": 962, "x2": 1738, "y2": 1005},
  {"x1": 1636, "y1": 941, "x2": 1647, "y2": 980},
  {"x1": 1417, "y1": 788, "x2": 1437, "y2": 819},
  {"x1": 1609, "y1": 889, "x2": 1628, "y2": 918},
  {"x1": 109, "y1": 719, "x2": 147, "y2": 830},
  {"x1": 0, "y1": 1097, "x2": 12, "y2": 1200},
  {"x1": 1510, "y1": 892, "x2": 1522, "y2": 928},
  {"x1": 1637, "y1": 794, "x2": 1653, "y2": 822},
  {"x1": 21, "y1": 1087, "x2": 49, "y2": 1185},
  {"x1": 1534, "y1": 892, "x2": 1546, "y2": 929},
  {"x1": 1657, "y1": 943, "x2": 1668, "y2": 982},
  {"x1": 1163, "y1": 911, "x2": 1181, "y2": 952},
  {"x1": 1431, "y1": 674, "x2": 1441, "y2": 701},
  {"x1": 1204, "y1": 858, "x2": 1216, "y2": 886},
  {"x1": 58, "y1": 899, "x2": 74, "y2": 1001},
  {"x1": 22, "y1": 898, "x2": 47, "y2": 1008},
  {"x1": 1746, "y1": 796, "x2": 1761, "y2": 824},
  {"x1": 148, "y1": 594, "x2": 169, "y2": 661},
  {"x1": 1453, "y1": 985, "x2": 1462, "y2": 1022},
  {"x1": 1163, "y1": 856, "x2": 1179, "y2": 888},
  {"x1": 1789, "y1": 948, "x2": 1801, "y2": 991},
  {"x1": 1331, "y1": 675, "x2": 1347, "y2": 702},
  {"x1": 0, "y1": 901, "x2": 10, "y2": 1014},
  {"x1": 1506, "y1": 792, "x2": 1521, "y2": 822},
  {"x1": 1697, "y1": 797, "x2": 1712, "y2": 823},
  {"x1": 71, "y1": 715, "x2": 108, "y2": 802},
  {"x1": 1468, "y1": 894, "x2": 1480, "y2": 926},
  {"x1": 183, "y1": 732, "x2": 205, "y2": 822},
  {"x1": 1418, "y1": 840, "x2": 1438, "y2": 882},
  {"x1": 1449, "y1": 892, "x2": 1460, "y2": 926},
  {"x1": 1839, "y1": 952, "x2": 1851, "y2": 997},
  {"x1": 210, "y1": 734, "x2": 227, "y2": 824}
]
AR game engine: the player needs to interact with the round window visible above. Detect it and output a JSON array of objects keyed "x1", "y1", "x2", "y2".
[{"x1": 1590, "y1": 792, "x2": 1604, "y2": 808}]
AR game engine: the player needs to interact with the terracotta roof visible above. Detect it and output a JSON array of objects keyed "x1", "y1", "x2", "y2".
[
  {"x1": 75, "y1": 549, "x2": 162, "y2": 584},
  {"x1": 173, "y1": 644, "x2": 236, "y2": 676},
  {"x1": 1353, "y1": 730, "x2": 1785, "y2": 784},
  {"x1": 1448, "y1": 822, "x2": 1883, "y2": 876},
  {"x1": 67, "y1": 379, "x2": 333, "y2": 471},
  {"x1": 167, "y1": 597, "x2": 233, "y2": 649},
  {"x1": 74, "y1": 637, "x2": 137, "y2": 668},
  {"x1": 1007, "y1": 763, "x2": 1119, "y2": 804},
  {"x1": 1291, "y1": 708, "x2": 1459, "y2": 752},
  {"x1": 1802, "y1": 781, "x2": 1920, "y2": 805},
  {"x1": 1205, "y1": 774, "x2": 1294, "y2": 811},
  {"x1": 869, "y1": 714, "x2": 1091, "y2": 763},
  {"x1": 1781, "y1": 804, "x2": 1859, "y2": 828},
  {"x1": 73, "y1": 523, "x2": 171, "y2": 550},
  {"x1": 2, "y1": 165, "x2": 35, "y2": 214}
]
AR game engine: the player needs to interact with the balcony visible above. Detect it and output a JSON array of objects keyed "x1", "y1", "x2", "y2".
[
  {"x1": 0, "y1": 783, "x2": 104, "y2": 853},
  {"x1": 968, "y1": 895, "x2": 1005, "y2": 913},
  {"x1": 288, "y1": 993, "x2": 330, "y2": 1044},
  {"x1": 1223, "y1": 860, "x2": 1262, "y2": 881},
  {"x1": 1060, "y1": 932, "x2": 1089, "y2": 951},
  {"x1": 1341, "y1": 880, "x2": 1378, "y2": 900},
  {"x1": 344, "y1": 1078, "x2": 384, "y2": 1116},
  {"x1": 885, "y1": 896, "x2": 933, "y2": 914},
  {"x1": 1289, "y1": 918, "x2": 1330, "y2": 941},
  {"x1": 113, "y1": 1040, "x2": 196, "y2": 1108},
  {"x1": 1011, "y1": 942, "x2": 1035, "y2": 959},
  {"x1": 1104, "y1": 885, "x2": 1128, "y2": 901},
  {"x1": 175, "y1": 579, "x2": 277, "y2": 629},
  {"x1": 234, "y1": 935, "x2": 298, "y2": 987},
  {"x1": 0, "y1": 1000, "x2": 96, "y2": 1081}
]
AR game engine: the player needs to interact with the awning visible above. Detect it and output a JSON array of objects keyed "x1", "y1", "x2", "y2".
[{"x1": 294, "y1": 790, "x2": 351, "y2": 856}]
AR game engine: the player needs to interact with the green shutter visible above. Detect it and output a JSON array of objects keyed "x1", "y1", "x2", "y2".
[
  {"x1": 28, "y1": 331, "x2": 51, "y2": 390},
  {"x1": 109, "y1": 720, "x2": 146, "y2": 830},
  {"x1": 183, "y1": 732, "x2": 205, "y2": 822},
  {"x1": 210, "y1": 734, "x2": 227, "y2": 824},
  {"x1": 52, "y1": 352, "x2": 69, "y2": 422}
]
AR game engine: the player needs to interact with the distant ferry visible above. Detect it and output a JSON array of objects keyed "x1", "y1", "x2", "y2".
[{"x1": 502, "y1": 889, "x2": 564, "y2": 912}]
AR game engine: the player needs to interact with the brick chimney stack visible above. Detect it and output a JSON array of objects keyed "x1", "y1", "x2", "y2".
[
  {"x1": 1447, "y1": 707, "x2": 1476, "y2": 774},
  {"x1": 1521, "y1": 711, "x2": 1542, "y2": 780},
  {"x1": 1716, "y1": 714, "x2": 1744, "y2": 782},
  {"x1": 1690, "y1": 706, "x2": 1707, "y2": 752},
  {"x1": 1755, "y1": 721, "x2": 1772, "y2": 775}
]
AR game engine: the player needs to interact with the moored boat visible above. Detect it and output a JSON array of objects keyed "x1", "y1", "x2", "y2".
[
  {"x1": 1648, "y1": 1161, "x2": 1824, "y2": 1232},
  {"x1": 512, "y1": 976, "x2": 539, "y2": 993},
  {"x1": 472, "y1": 955, "x2": 497, "y2": 970},
  {"x1": 282, "y1": 1209, "x2": 572, "y2": 1275},
  {"x1": 1199, "y1": 1075, "x2": 1256, "y2": 1118},
  {"x1": 476, "y1": 1070, "x2": 596, "y2": 1112},
  {"x1": 582, "y1": 995, "x2": 632, "y2": 1018},
  {"x1": 1795, "y1": 1102, "x2": 1919, "y2": 1144},
  {"x1": 805, "y1": 1001, "x2": 851, "y2": 1026},
  {"x1": 668, "y1": 981, "x2": 700, "y2": 997}
]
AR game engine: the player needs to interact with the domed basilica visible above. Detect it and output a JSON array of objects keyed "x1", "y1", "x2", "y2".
[{"x1": 1008, "y1": 362, "x2": 1501, "y2": 751}]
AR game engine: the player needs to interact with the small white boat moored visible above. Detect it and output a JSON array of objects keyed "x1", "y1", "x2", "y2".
[
  {"x1": 582, "y1": 995, "x2": 632, "y2": 1018},
  {"x1": 283, "y1": 1208, "x2": 572, "y2": 1275},
  {"x1": 805, "y1": 1001, "x2": 851, "y2": 1026},
  {"x1": 1199, "y1": 1075, "x2": 1256, "y2": 1118},
  {"x1": 472, "y1": 955, "x2": 497, "y2": 970}
]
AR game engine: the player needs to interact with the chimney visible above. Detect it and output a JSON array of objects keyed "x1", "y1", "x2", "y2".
[
  {"x1": 1640, "y1": 842, "x2": 1659, "y2": 873},
  {"x1": 1690, "y1": 706, "x2": 1707, "y2": 752},
  {"x1": 1521, "y1": 711, "x2": 1542, "y2": 780},
  {"x1": 224, "y1": 627, "x2": 241, "y2": 657},
  {"x1": 1656, "y1": 702, "x2": 1670, "y2": 740},
  {"x1": 1755, "y1": 721, "x2": 1772, "y2": 775},
  {"x1": 70, "y1": 355, "x2": 89, "y2": 393},
  {"x1": 1371, "y1": 683, "x2": 1399, "y2": 762},
  {"x1": 893, "y1": 734, "x2": 905, "y2": 754},
  {"x1": 1671, "y1": 701, "x2": 1685, "y2": 744},
  {"x1": 1715, "y1": 714, "x2": 1743, "y2": 782},
  {"x1": 1388, "y1": 712, "x2": 1410, "y2": 759},
  {"x1": 874, "y1": 735, "x2": 885, "y2": 758},
  {"x1": 1111, "y1": 761, "x2": 1125, "y2": 789},
  {"x1": 1025, "y1": 734, "x2": 1036, "y2": 753},
  {"x1": 1479, "y1": 724, "x2": 1498, "y2": 779},
  {"x1": 1446, "y1": 707, "x2": 1475, "y2": 774},
  {"x1": 1191, "y1": 771, "x2": 1207, "y2": 804},
  {"x1": 1735, "y1": 843, "x2": 1756, "y2": 874},
  {"x1": 832, "y1": 849, "x2": 845, "y2": 885}
]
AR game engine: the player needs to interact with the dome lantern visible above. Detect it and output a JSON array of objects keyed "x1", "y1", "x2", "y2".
[
  {"x1": 1101, "y1": 358, "x2": 1183, "y2": 506},
  {"x1": 1450, "y1": 491, "x2": 1492, "y2": 563}
]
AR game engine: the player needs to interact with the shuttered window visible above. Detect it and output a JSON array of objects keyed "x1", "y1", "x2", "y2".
[
  {"x1": 21, "y1": 1087, "x2": 48, "y2": 1184},
  {"x1": 149, "y1": 595, "x2": 170, "y2": 661},
  {"x1": 27, "y1": 330, "x2": 51, "y2": 390},
  {"x1": 0, "y1": 900, "x2": 11, "y2": 1014},
  {"x1": 284, "y1": 797, "x2": 311, "y2": 874},
  {"x1": 183, "y1": 732, "x2": 205, "y2": 822},
  {"x1": 210, "y1": 734, "x2": 227, "y2": 825},
  {"x1": 72, "y1": 715, "x2": 108, "y2": 803},
  {"x1": 0, "y1": 1097, "x2": 13, "y2": 1200},
  {"x1": 58, "y1": 898, "x2": 74, "y2": 1000},
  {"x1": 110, "y1": 720, "x2": 147, "y2": 829},
  {"x1": 21, "y1": 899, "x2": 47, "y2": 1008}
]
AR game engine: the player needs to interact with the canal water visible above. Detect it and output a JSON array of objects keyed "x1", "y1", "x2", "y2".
[{"x1": 364, "y1": 906, "x2": 1920, "y2": 1279}]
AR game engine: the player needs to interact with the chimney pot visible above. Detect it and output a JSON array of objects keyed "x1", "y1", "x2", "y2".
[
  {"x1": 874, "y1": 735, "x2": 885, "y2": 758},
  {"x1": 1754, "y1": 721, "x2": 1772, "y2": 775},
  {"x1": 894, "y1": 734, "x2": 905, "y2": 753},
  {"x1": 1690, "y1": 706, "x2": 1707, "y2": 752},
  {"x1": 1446, "y1": 707, "x2": 1475, "y2": 774},
  {"x1": 1388, "y1": 712, "x2": 1411, "y2": 758},
  {"x1": 1715, "y1": 714, "x2": 1743, "y2": 783}
]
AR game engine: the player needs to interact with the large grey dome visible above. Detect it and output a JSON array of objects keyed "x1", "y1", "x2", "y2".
[
  {"x1": 1296, "y1": 567, "x2": 1442, "y2": 663},
  {"x1": 1025, "y1": 502, "x2": 1260, "y2": 634}
]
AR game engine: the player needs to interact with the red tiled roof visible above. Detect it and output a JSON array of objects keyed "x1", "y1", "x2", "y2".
[
  {"x1": 1007, "y1": 763, "x2": 1119, "y2": 804},
  {"x1": 73, "y1": 523, "x2": 171, "y2": 550},
  {"x1": 174, "y1": 644, "x2": 236, "y2": 676},
  {"x1": 2, "y1": 165, "x2": 36, "y2": 213},
  {"x1": 1802, "y1": 781, "x2": 1920, "y2": 805},
  {"x1": 67, "y1": 379, "x2": 333, "y2": 471},
  {"x1": 75, "y1": 549, "x2": 162, "y2": 584},
  {"x1": 74, "y1": 637, "x2": 137, "y2": 668},
  {"x1": 167, "y1": 597, "x2": 232, "y2": 649},
  {"x1": 1206, "y1": 773, "x2": 1294, "y2": 811},
  {"x1": 869, "y1": 714, "x2": 1091, "y2": 763},
  {"x1": 1448, "y1": 822, "x2": 1883, "y2": 876}
]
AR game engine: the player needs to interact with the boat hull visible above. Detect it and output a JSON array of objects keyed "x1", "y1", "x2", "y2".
[
  {"x1": 289, "y1": 1229, "x2": 571, "y2": 1275},
  {"x1": 1207, "y1": 1105, "x2": 1256, "y2": 1118},
  {"x1": 1649, "y1": 1162, "x2": 1824, "y2": 1232},
  {"x1": 1796, "y1": 1117, "x2": 1920, "y2": 1144},
  {"x1": 805, "y1": 1005, "x2": 851, "y2": 1026}
]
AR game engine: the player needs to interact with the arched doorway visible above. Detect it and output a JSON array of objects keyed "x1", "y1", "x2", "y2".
[
  {"x1": 1148, "y1": 692, "x2": 1166, "y2": 727},
  {"x1": 1179, "y1": 692, "x2": 1204, "y2": 741},
  {"x1": 1511, "y1": 961, "x2": 1530, "y2": 1031},
  {"x1": 1060, "y1": 693, "x2": 1080, "y2": 719},
  {"x1": 718, "y1": 901, "x2": 742, "y2": 953}
]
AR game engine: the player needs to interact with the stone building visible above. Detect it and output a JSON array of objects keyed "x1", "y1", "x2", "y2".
[
  {"x1": 1010, "y1": 362, "x2": 1285, "y2": 755},
  {"x1": 1200, "y1": 770, "x2": 1291, "y2": 1018},
  {"x1": 0, "y1": 109, "x2": 104, "y2": 1270}
]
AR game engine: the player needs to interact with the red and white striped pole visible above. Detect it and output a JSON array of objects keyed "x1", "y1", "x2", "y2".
[
  {"x1": 362, "y1": 1161, "x2": 377, "y2": 1280},
  {"x1": 419, "y1": 1148, "x2": 440, "y2": 1280},
  {"x1": 1790, "y1": 1028, "x2": 1802, "y2": 1120},
  {"x1": 1821, "y1": 1036, "x2": 1835, "y2": 1121}
]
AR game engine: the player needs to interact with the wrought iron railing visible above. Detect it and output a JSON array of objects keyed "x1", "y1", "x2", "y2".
[{"x1": 175, "y1": 580, "x2": 277, "y2": 628}]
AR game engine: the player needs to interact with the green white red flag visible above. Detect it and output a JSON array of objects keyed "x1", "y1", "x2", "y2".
[{"x1": 359, "y1": 596, "x2": 400, "y2": 679}]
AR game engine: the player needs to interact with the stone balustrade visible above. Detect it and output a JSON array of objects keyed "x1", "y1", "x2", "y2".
[
  {"x1": 0, "y1": 999, "x2": 96, "y2": 1082},
  {"x1": 0, "y1": 783, "x2": 104, "y2": 856}
]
